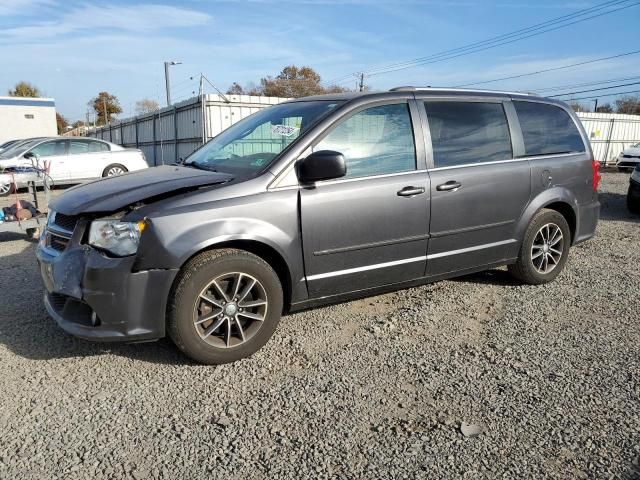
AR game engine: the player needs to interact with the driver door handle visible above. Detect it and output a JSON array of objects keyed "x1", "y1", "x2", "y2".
[
  {"x1": 397, "y1": 186, "x2": 425, "y2": 197},
  {"x1": 436, "y1": 180, "x2": 462, "y2": 192}
]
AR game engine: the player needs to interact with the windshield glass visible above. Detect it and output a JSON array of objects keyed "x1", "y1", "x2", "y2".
[
  {"x1": 0, "y1": 139, "x2": 44, "y2": 159},
  {"x1": 185, "y1": 100, "x2": 342, "y2": 176}
]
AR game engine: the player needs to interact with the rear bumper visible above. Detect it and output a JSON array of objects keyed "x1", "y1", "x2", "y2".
[
  {"x1": 574, "y1": 199, "x2": 600, "y2": 245},
  {"x1": 37, "y1": 240, "x2": 178, "y2": 342}
]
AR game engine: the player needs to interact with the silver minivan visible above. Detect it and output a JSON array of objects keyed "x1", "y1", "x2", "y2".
[{"x1": 37, "y1": 87, "x2": 600, "y2": 364}]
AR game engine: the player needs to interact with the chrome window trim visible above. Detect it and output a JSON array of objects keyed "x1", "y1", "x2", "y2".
[
  {"x1": 427, "y1": 239, "x2": 517, "y2": 260},
  {"x1": 426, "y1": 151, "x2": 584, "y2": 172},
  {"x1": 306, "y1": 256, "x2": 427, "y2": 281},
  {"x1": 313, "y1": 168, "x2": 428, "y2": 187}
]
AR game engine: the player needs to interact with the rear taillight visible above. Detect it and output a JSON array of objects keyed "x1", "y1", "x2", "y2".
[{"x1": 591, "y1": 160, "x2": 601, "y2": 192}]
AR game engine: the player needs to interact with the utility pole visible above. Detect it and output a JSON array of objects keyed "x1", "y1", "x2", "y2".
[
  {"x1": 359, "y1": 72, "x2": 365, "y2": 92},
  {"x1": 164, "y1": 60, "x2": 182, "y2": 106},
  {"x1": 594, "y1": 98, "x2": 598, "y2": 112}
]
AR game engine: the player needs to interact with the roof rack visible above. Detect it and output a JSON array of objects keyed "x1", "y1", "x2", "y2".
[{"x1": 389, "y1": 86, "x2": 539, "y2": 96}]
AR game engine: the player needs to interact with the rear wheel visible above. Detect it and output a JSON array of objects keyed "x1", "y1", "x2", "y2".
[
  {"x1": 168, "y1": 249, "x2": 283, "y2": 364},
  {"x1": 0, "y1": 181, "x2": 15, "y2": 197},
  {"x1": 102, "y1": 164, "x2": 128, "y2": 177},
  {"x1": 509, "y1": 209, "x2": 571, "y2": 285}
]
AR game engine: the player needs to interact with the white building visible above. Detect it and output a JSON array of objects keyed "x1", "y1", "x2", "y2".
[{"x1": 0, "y1": 96, "x2": 57, "y2": 144}]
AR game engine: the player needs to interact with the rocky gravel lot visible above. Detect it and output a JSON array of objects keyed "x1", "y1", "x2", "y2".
[{"x1": 0, "y1": 171, "x2": 638, "y2": 479}]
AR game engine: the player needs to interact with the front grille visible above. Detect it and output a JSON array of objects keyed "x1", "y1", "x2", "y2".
[
  {"x1": 49, "y1": 233, "x2": 70, "y2": 252},
  {"x1": 53, "y1": 212, "x2": 80, "y2": 232},
  {"x1": 623, "y1": 154, "x2": 640, "y2": 159},
  {"x1": 46, "y1": 292, "x2": 97, "y2": 327}
]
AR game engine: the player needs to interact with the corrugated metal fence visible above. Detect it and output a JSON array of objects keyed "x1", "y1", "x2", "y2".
[
  {"x1": 576, "y1": 112, "x2": 640, "y2": 165},
  {"x1": 88, "y1": 97, "x2": 640, "y2": 167},
  {"x1": 88, "y1": 94, "x2": 287, "y2": 165}
]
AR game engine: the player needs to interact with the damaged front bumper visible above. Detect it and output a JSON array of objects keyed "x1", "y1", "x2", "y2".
[{"x1": 36, "y1": 221, "x2": 178, "y2": 342}]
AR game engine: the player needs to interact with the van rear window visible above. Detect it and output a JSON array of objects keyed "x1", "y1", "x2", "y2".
[{"x1": 514, "y1": 101, "x2": 585, "y2": 156}]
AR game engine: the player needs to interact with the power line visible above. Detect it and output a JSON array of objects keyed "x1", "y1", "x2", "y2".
[
  {"x1": 455, "y1": 49, "x2": 640, "y2": 87},
  {"x1": 549, "y1": 81, "x2": 640, "y2": 98},
  {"x1": 561, "y1": 88, "x2": 640, "y2": 101},
  {"x1": 327, "y1": 0, "x2": 639, "y2": 85},
  {"x1": 533, "y1": 74, "x2": 640, "y2": 92}
]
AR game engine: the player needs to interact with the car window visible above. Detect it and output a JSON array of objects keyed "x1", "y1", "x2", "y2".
[
  {"x1": 89, "y1": 141, "x2": 110, "y2": 152},
  {"x1": 69, "y1": 140, "x2": 90, "y2": 154},
  {"x1": 30, "y1": 140, "x2": 67, "y2": 157},
  {"x1": 514, "y1": 101, "x2": 585, "y2": 156},
  {"x1": 424, "y1": 101, "x2": 512, "y2": 168},
  {"x1": 313, "y1": 103, "x2": 416, "y2": 179}
]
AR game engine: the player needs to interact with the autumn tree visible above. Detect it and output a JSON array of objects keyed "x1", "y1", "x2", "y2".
[
  {"x1": 568, "y1": 101, "x2": 588, "y2": 113},
  {"x1": 56, "y1": 112, "x2": 68, "y2": 134},
  {"x1": 615, "y1": 96, "x2": 640, "y2": 115},
  {"x1": 228, "y1": 66, "x2": 349, "y2": 98},
  {"x1": 89, "y1": 91, "x2": 122, "y2": 125},
  {"x1": 8, "y1": 81, "x2": 41, "y2": 97},
  {"x1": 595, "y1": 103, "x2": 613, "y2": 113},
  {"x1": 134, "y1": 98, "x2": 160, "y2": 115}
]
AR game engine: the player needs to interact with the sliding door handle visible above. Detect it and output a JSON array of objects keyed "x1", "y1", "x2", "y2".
[
  {"x1": 397, "y1": 186, "x2": 425, "y2": 197},
  {"x1": 436, "y1": 181, "x2": 462, "y2": 192}
]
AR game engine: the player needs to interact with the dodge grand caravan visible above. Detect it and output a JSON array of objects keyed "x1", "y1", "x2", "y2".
[{"x1": 36, "y1": 88, "x2": 600, "y2": 364}]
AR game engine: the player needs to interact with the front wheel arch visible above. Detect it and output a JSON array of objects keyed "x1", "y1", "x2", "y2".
[{"x1": 174, "y1": 240, "x2": 293, "y2": 314}]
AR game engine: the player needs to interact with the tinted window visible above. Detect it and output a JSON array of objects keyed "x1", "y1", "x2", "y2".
[
  {"x1": 30, "y1": 140, "x2": 66, "y2": 157},
  {"x1": 514, "y1": 101, "x2": 585, "y2": 156},
  {"x1": 89, "y1": 141, "x2": 110, "y2": 152},
  {"x1": 425, "y1": 101, "x2": 512, "y2": 168},
  {"x1": 69, "y1": 140, "x2": 90, "y2": 154},
  {"x1": 314, "y1": 103, "x2": 416, "y2": 179}
]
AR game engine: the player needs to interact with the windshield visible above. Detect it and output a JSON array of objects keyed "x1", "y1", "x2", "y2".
[
  {"x1": 0, "y1": 139, "x2": 44, "y2": 159},
  {"x1": 185, "y1": 100, "x2": 342, "y2": 176}
]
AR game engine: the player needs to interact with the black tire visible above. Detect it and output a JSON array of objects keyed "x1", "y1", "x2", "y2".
[
  {"x1": 508, "y1": 209, "x2": 571, "y2": 285},
  {"x1": 101, "y1": 164, "x2": 128, "y2": 177},
  {"x1": 167, "y1": 248, "x2": 283, "y2": 364},
  {"x1": 628, "y1": 189, "x2": 640, "y2": 214},
  {"x1": 0, "y1": 182, "x2": 15, "y2": 197}
]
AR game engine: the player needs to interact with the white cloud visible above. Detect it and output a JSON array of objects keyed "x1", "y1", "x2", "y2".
[
  {"x1": 1, "y1": 3, "x2": 212, "y2": 41},
  {"x1": 0, "y1": 0, "x2": 55, "y2": 16}
]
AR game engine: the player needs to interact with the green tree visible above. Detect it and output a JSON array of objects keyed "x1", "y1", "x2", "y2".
[
  {"x1": 134, "y1": 98, "x2": 160, "y2": 115},
  {"x1": 89, "y1": 91, "x2": 122, "y2": 126},
  {"x1": 615, "y1": 96, "x2": 640, "y2": 115},
  {"x1": 228, "y1": 66, "x2": 349, "y2": 98},
  {"x1": 56, "y1": 112, "x2": 68, "y2": 135},
  {"x1": 8, "y1": 81, "x2": 41, "y2": 97}
]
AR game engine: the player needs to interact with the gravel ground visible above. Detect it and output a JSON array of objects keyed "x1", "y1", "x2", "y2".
[{"x1": 0, "y1": 171, "x2": 638, "y2": 479}]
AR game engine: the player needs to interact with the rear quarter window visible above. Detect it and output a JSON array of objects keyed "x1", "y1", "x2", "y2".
[{"x1": 514, "y1": 101, "x2": 585, "y2": 156}]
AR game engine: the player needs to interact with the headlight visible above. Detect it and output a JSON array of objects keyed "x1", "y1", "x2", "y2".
[{"x1": 88, "y1": 219, "x2": 146, "y2": 256}]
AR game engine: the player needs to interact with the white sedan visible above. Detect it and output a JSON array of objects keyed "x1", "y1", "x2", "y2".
[
  {"x1": 616, "y1": 142, "x2": 640, "y2": 171},
  {"x1": 0, "y1": 137, "x2": 148, "y2": 194}
]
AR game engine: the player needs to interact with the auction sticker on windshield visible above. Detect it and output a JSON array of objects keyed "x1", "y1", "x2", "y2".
[{"x1": 271, "y1": 124, "x2": 299, "y2": 137}]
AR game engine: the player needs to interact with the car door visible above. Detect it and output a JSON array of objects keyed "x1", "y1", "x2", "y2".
[
  {"x1": 419, "y1": 98, "x2": 531, "y2": 276},
  {"x1": 28, "y1": 139, "x2": 69, "y2": 182},
  {"x1": 299, "y1": 101, "x2": 430, "y2": 297}
]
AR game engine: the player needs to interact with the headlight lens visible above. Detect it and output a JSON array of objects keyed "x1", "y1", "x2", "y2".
[{"x1": 88, "y1": 219, "x2": 146, "y2": 256}]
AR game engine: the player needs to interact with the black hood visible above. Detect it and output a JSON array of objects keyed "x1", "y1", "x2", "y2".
[{"x1": 50, "y1": 165, "x2": 233, "y2": 215}]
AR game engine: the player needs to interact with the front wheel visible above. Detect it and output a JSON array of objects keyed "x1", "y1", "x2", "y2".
[
  {"x1": 508, "y1": 209, "x2": 571, "y2": 285},
  {"x1": 102, "y1": 164, "x2": 128, "y2": 177},
  {"x1": 168, "y1": 249, "x2": 283, "y2": 364}
]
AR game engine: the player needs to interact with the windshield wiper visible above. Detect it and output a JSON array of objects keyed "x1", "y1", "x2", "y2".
[{"x1": 183, "y1": 162, "x2": 218, "y2": 173}]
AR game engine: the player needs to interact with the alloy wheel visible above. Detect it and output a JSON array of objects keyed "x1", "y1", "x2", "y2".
[
  {"x1": 107, "y1": 166, "x2": 125, "y2": 176},
  {"x1": 531, "y1": 223, "x2": 564, "y2": 274},
  {"x1": 193, "y1": 272, "x2": 268, "y2": 348}
]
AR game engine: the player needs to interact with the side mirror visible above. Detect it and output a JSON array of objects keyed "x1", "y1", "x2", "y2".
[
  {"x1": 297, "y1": 150, "x2": 346, "y2": 183},
  {"x1": 23, "y1": 152, "x2": 35, "y2": 159}
]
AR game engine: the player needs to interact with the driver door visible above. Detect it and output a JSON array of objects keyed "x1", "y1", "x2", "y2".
[{"x1": 29, "y1": 139, "x2": 69, "y2": 181}]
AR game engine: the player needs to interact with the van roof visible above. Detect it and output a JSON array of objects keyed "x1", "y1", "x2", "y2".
[{"x1": 288, "y1": 87, "x2": 563, "y2": 105}]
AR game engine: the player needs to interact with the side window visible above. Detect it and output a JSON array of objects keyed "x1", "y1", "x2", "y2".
[
  {"x1": 424, "y1": 101, "x2": 512, "y2": 168},
  {"x1": 89, "y1": 141, "x2": 110, "y2": 152},
  {"x1": 514, "y1": 101, "x2": 585, "y2": 156},
  {"x1": 313, "y1": 103, "x2": 416, "y2": 179},
  {"x1": 30, "y1": 140, "x2": 66, "y2": 157},
  {"x1": 69, "y1": 140, "x2": 90, "y2": 155}
]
